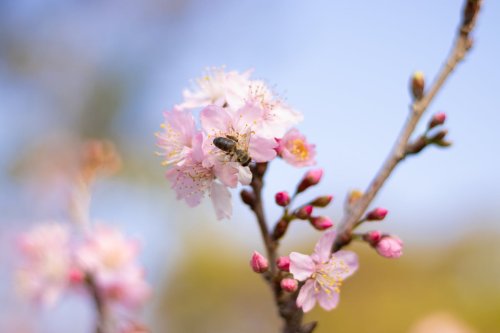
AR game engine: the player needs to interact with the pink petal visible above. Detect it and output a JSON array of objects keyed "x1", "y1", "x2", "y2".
[
  {"x1": 210, "y1": 181, "x2": 232, "y2": 220},
  {"x1": 289, "y1": 252, "x2": 315, "y2": 281},
  {"x1": 238, "y1": 166, "x2": 252, "y2": 185},
  {"x1": 235, "y1": 102, "x2": 264, "y2": 132},
  {"x1": 200, "y1": 105, "x2": 232, "y2": 135},
  {"x1": 316, "y1": 288, "x2": 340, "y2": 311},
  {"x1": 312, "y1": 230, "x2": 337, "y2": 264},
  {"x1": 213, "y1": 163, "x2": 239, "y2": 188},
  {"x1": 249, "y1": 136, "x2": 278, "y2": 162},
  {"x1": 332, "y1": 250, "x2": 359, "y2": 279},
  {"x1": 296, "y1": 280, "x2": 316, "y2": 313}
]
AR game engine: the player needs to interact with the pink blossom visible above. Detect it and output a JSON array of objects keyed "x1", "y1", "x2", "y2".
[
  {"x1": 280, "y1": 278, "x2": 298, "y2": 292},
  {"x1": 16, "y1": 223, "x2": 71, "y2": 306},
  {"x1": 276, "y1": 128, "x2": 316, "y2": 167},
  {"x1": 165, "y1": 133, "x2": 232, "y2": 220},
  {"x1": 289, "y1": 231, "x2": 358, "y2": 312},
  {"x1": 200, "y1": 103, "x2": 277, "y2": 186},
  {"x1": 76, "y1": 225, "x2": 150, "y2": 307},
  {"x1": 375, "y1": 236, "x2": 403, "y2": 259},
  {"x1": 250, "y1": 251, "x2": 269, "y2": 273},
  {"x1": 179, "y1": 67, "x2": 252, "y2": 110}
]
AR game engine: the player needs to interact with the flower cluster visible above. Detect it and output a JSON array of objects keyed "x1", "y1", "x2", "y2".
[
  {"x1": 157, "y1": 67, "x2": 316, "y2": 219},
  {"x1": 16, "y1": 222, "x2": 150, "y2": 310}
]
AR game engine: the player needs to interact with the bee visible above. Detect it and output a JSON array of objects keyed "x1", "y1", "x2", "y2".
[{"x1": 213, "y1": 134, "x2": 252, "y2": 167}]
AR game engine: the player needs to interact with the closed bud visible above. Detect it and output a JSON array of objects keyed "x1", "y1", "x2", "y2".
[
  {"x1": 297, "y1": 169, "x2": 323, "y2": 193},
  {"x1": 276, "y1": 256, "x2": 291, "y2": 272},
  {"x1": 375, "y1": 236, "x2": 403, "y2": 259},
  {"x1": 240, "y1": 189, "x2": 255, "y2": 207},
  {"x1": 280, "y1": 278, "x2": 298, "y2": 293},
  {"x1": 250, "y1": 251, "x2": 269, "y2": 273},
  {"x1": 272, "y1": 219, "x2": 289, "y2": 240},
  {"x1": 275, "y1": 191, "x2": 291, "y2": 207},
  {"x1": 366, "y1": 207, "x2": 388, "y2": 221},
  {"x1": 309, "y1": 216, "x2": 333, "y2": 230},
  {"x1": 429, "y1": 129, "x2": 448, "y2": 143},
  {"x1": 294, "y1": 205, "x2": 313, "y2": 220},
  {"x1": 411, "y1": 71, "x2": 425, "y2": 100},
  {"x1": 309, "y1": 195, "x2": 333, "y2": 207},
  {"x1": 428, "y1": 112, "x2": 447, "y2": 129},
  {"x1": 363, "y1": 230, "x2": 382, "y2": 246}
]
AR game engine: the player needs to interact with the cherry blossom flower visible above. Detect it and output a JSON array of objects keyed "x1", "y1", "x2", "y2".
[
  {"x1": 289, "y1": 231, "x2": 358, "y2": 312},
  {"x1": 179, "y1": 67, "x2": 252, "y2": 110},
  {"x1": 16, "y1": 223, "x2": 71, "y2": 306},
  {"x1": 165, "y1": 133, "x2": 232, "y2": 220},
  {"x1": 200, "y1": 103, "x2": 277, "y2": 186},
  {"x1": 276, "y1": 128, "x2": 316, "y2": 167}
]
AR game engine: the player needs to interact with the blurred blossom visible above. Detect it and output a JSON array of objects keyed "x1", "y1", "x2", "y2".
[
  {"x1": 409, "y1": 312, "x2": 477, "y2": 333},
  {"x1": 15, "y1": 223, "x2": 71, "y2": 306},
  {"x1": 289, "y1": 231, "x2": 358, "y2": 312}
]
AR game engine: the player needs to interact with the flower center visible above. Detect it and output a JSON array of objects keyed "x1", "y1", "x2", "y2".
[
  {"x1": 290, "y1": 139, "x2": 309, "y2": 161},
  {"x1": 311, "y1": 258, "x2": 349, "y2": 295}
]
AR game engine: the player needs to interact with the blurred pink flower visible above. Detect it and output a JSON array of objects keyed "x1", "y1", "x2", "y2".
[
  {"x1": 76, "y1": 225, "x2": 150, "y2": 307},
  {"x1": 276, "y1": 128, "x2": 316, "y2": 167},
  {"x1": 289, "y1": 231, "x2": 358, "y2": 312},
  {"x1": 16, "y1": 223, "x2": 71, "y2": 306}
]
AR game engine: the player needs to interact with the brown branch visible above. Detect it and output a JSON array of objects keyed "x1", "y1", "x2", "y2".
[
  {"x1": 245, "y1": 163, "x2": 317, "y2": 333},
  {"x1": 333, "y1": 0, "x2": 481, "y2": 252},
  {"x1": 87, "y1": 275, "x2": 109, "y2": 333}
]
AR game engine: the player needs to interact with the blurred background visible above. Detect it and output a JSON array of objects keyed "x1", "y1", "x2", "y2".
[{"x1": 1, "y1": 0, "x2": 499, "y2": 332}]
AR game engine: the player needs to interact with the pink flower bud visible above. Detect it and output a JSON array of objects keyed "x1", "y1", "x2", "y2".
[
  {"x1": 294, "y1": 205, "x2": 313, "y2": 219},
  {"x1": 363, "y1": 230, "x2": 382, "y2": 246},
  {"x1": 68, "y1": 268, "x2": 85, "y2": 285},
  {"x1": 297, "y1": 169, "x2": 323, "y2": 193},
  {"x1": 250, "y1": 251, "x2": 269, "y2": 273},
  {"x1": 280, "y1": 278, "x2": 298, "y2": 293},
  {"x1": 309, "y1": 216, "x2": 333, "y2": 230},
  {"x1": 366, "y1": 207, "x2": 388, "y2": 221},
  {"x1": 276, "y1": 256, "x2": 290, "y2": 272},
  {"x1": 275, "y1": 191, "x2": 291, "y2": 207},
  {"x1": 375, "y1": 236, "x2": 403, "y2": 259},
  {"x1": 428, "y1": 112, "x2": 447, "y2": 129},
  {"x1": 309, "y1": 195, "x2": 333, "y2": 207}
]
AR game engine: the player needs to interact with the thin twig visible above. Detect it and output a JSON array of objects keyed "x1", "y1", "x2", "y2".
[
  {"x1": 87, "y1": 275, "x2": 108, "y2": 333},
  {"x1": 333, "y1": 0, "x2": 481, "y2": 252}
]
